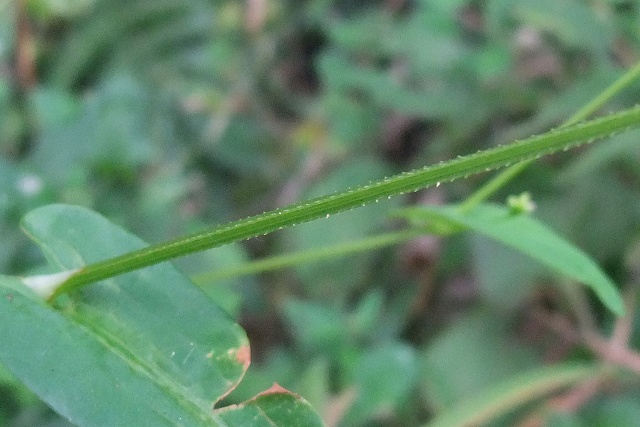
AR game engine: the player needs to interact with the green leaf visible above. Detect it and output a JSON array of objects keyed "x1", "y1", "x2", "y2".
[
  {"x1": 1, "y1": 274, "x2": 235, "y2": 426},
  {"x1": 209, "y1": 115, "x2": 279, "y2": 176},
  {"x1": 322, "y1": 91, "x2": 379, "y2": 147},
  {"x1": 2, "y1": 204, "x2": 325, "y2": 425},
  {"x1": 29, "y1": 76, "x2": 154, "y2": 185},
  {"x1": 425, "y1": 363, "x2": 603, "y2": 427},
  {"x1": 1, "y1": 204, "x2": 250, "y2": 425},
  {"x1": 471, "y1": 233, "x2": 546, "y2": 309},
  {"x1": 341, "y1": 343, "x2": 418, "y2": 427},
  {"x1": 399, "y1": 203, "x2": 624, "y2": 315},
  {"x1": 318, "y1": 53, "x2": 468, "y2": 120},
  {"x1": 421, "y1": 310, "x2": 540, "y2": 410},
  {"x1": 0, "y1": 361, "x2": 42, "y2": 415},
  {"x1": 284, "y1": 299, "x2": 347, "y2": 355},
  {"x1": 216, "y1": 385, "x2": 324, "y2": 427},
  {"x1": 48, "y1": 0, "x2": 215, "y2": 88}
]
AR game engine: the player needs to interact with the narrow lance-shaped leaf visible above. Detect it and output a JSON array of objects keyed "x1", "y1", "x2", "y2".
[{"x1": 397, "y1": 203, "x2": 624, "y2": 315}]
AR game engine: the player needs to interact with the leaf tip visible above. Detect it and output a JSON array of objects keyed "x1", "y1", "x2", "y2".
[
  {"x1": 21, "y1": 269, "x2": 80, "y2": 299},
  {"x1": 257, "y1": 383, "x2": 294, "y2": 397}
]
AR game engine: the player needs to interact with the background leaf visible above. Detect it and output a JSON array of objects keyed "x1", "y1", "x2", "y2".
[
  {"x1": 216, "y1": 386, "x2": 324, "y2": 427},
  {"x1": 421, "y1": 310, "x2": 541, "y2": 411},
  {"x1": 399, "y1": 203, "x2": 624, "y2": 314}
]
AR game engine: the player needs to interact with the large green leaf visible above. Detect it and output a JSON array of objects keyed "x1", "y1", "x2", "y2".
[
  {"x1": 0, "y1": 204, "x2": 322, "y2": 426},
  {"x1": 398, "y1": 203, "x2": 624, "y2": 315}
]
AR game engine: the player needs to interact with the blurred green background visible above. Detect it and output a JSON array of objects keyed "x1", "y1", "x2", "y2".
[{"x1": 3, "y1": 0, "x2": 640, "y2": 425}]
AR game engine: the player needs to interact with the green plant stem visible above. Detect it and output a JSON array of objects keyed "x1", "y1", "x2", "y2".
[
  {"x1": 192, "y1": 229, "x2": 423, "y2": 284},
  {"x1": 425, "y1": 363, "x2": 607, "y2": 427},
  {"x1": 45, "y1": 106, "x2": 640, "y2": 301},
  {"x1": 571, "y1": 61, "x2": 640, "y2": 125},
  {"x1": 460, "y1": 60, "x2": 640, "y2": 212}
]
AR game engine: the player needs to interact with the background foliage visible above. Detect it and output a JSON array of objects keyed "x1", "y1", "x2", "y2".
[{"x1": 3, "y1": 0, "x2": 640, "y2": 425}]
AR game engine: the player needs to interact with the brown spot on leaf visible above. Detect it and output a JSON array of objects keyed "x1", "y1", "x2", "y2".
[{"x1": 235, "y1": 345, "x2": 251, "y2": 368}]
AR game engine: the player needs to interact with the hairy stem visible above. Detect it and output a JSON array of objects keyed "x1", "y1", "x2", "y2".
[
  {"x1": 43, "y1": 106, "x2": 640, "y2": 301},
  {"x1": 461, "y1": 60, "x2": 640, "y2": 211}
]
